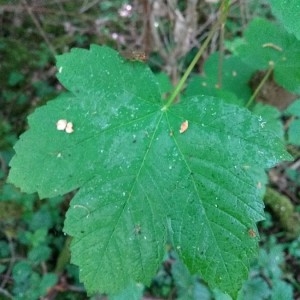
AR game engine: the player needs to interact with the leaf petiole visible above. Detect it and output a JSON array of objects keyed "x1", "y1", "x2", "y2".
[
  {"x1": 246, "y1": 62, "x2": 274, "y2": 108},
  {"x1": 162, "y1": 2, "x2": 229, "y2": 111}
]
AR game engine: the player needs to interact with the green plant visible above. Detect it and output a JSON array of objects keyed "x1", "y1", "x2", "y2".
[
  {"x1": 268, "y1": 0, "x2": 300, "y2": 41},
  {"x1": 285, "y1": 100, "x2": 300, "y2": 146},
  {"x1": 171, "y1": 252, "x2": 211, "y2": 300},
  {"x1": 6, "y1": 0, "x2": 299, "y2": 299},
  {"x1": 0, "y1": 181, "x2": 69, "y2": 299},
  {"x1": 237, "y1": 236, "x2": 294, "y2": 300}
]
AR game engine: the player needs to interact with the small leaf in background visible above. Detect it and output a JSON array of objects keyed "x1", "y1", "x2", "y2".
[
  {"x1": 224, "y1": 37, "x2": 245, "y2": 55},
  {"x1": 287, "y1": 119, "x2": 300, "y2": 146},
  {"x1": 0, "y1": 241, "x2": 10, "y2": 258},
  {"x1": 12, "y1": 261, "x2": 32, "y2": 284},
  {"x1": 287, "y1": 237, "x2": 300, "y2": 259},
  {"x1": 8, "y1": 45, "x2": 292, "y2": 297},
  {"x1": 185, "y1": 52, "x2": 255, "y2": 104},
  {"x1": 237, "y1": 18, "x2": 300, "y2": 94},
  {"x1": 236, "y1": 235, "x2": 295, "y2": 300},
  {"x1": 12, "y1": 261, "x2": 39, "y2": 299},
  {"x1": 8, "y1": 71, "x2": 25, "y2": 86},
  {"x1": 251, "y1": 103, "x2": 284, "y2": 139},
  {"x1": 271, "y1": 280, "x2": 293, "y2": 300},
  {"x1": 284, "y1": 99, "x2": 300, "y2": 146},
  {"x1": 238, "y1": 277, "x2": 271, "y2": 300},
  {"x1": 185, "y1": 77, "x2": 240, "y2": 106},
  {"x1": 12, "y1": 261, "x2": 57, "y2": 300},
  {"x1": 39, "y1": 273, "x2": 58, "y2": 297},
  {"x1": 28, "y1": 245, "x2": 52, "y2": 265},
  {"x1": 258, "y1": 244, "x2": 284, "y2": 279},
  {"x1": 285, "y1": 99, "x2": 300, "y2": 117},
  {"x1": 171, "y1": 254, "x2": 211, "y2": 300},
  {"x1": 109, "y1": 281, "x2": 144, "y2": 300},
  {"x1": 0, "y1": 183, "x2": 36, "y2": 211},
  {"x1": 23, "y1": 228, "x2": 48, "y2": 248},
  {"x1": 268, "y1": 0, "x2": 300, "y2": 41},
  {"x1": 29, "y1": 205, "x2": 54, "y2": 231},
  {"x1": 0, "y1": 264, "x2": 6, "y2": 274}
]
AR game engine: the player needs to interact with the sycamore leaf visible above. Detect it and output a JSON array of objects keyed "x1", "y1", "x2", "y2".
[
  {"x1": 236, "y1": 18, "x2": 300, "y2": 94},
  {"x1": 8, "y1": 45, "x2": 291, "y2": 298}
]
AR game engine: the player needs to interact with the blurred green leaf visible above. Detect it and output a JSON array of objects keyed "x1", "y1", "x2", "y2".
[
  {"x1": 238, "y1": 277, "x2": 271, "y2": 300},
  {"x1": 0, "y1": 264, "x2": 6, "y2": 274},
  {"x1": 185, "y1": 52, "x2": 255, "y2": 103},
  {"x1": 28, "y1": 245, "x2": 51, "y2": 264},
  {"x1": 287, "y1": 236, "x2": 300, "y2": 258},
  {"x1": 287, "y1": 119, "x2": 300, "y2": 145},
  {"x1": 12, "y1": 261, "x2": 32, "y2": 283},
  {"x1": 271, "y1": 280, "x2": 293, "y2": 300},
  {"x1": 109, "y1": 281, "x2": 144, "y2": 300},
  {"x1": 8, "y1": 71, "x2": 24, "y2": 86},
  {"x1": 284, "y1": 99, "x2": 300, "y2": 145},
  {"x1": 39, "y1": 273, "x2": 58, "y2": 296},
  {"x1": 237, "y1": 18, "x2": 300, "y2": 94},
  {"x1": 258, "y1": 245, "x2": 284, "y2": 279},
  {"x1": 33, "y1": 81, "x2": 55, "y2": 98},
  {"x1": 0, "y1": 241, "x2": 10, "y2": 257},
  {"x1": 29, "y1": 206, "x2": 54, "y2": 231},
  {"x1": 171, "y1": 254, "x2": 211, "y2": 300},
  {"x1": 285, "y1": 99, "x2": 300, "y2": 117},
  {"x1": 24, "y1": 228, "x2": 48, "y2": 247},
  {"x1": 12, "y1": 261, "x2": 57, "y2": 300},
  {"x1": 268, "y1": 0, "x2": 300, "y2": 41}
]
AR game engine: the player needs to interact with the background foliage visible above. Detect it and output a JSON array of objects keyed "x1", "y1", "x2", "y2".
[{"x1": 1, "y1": 0, "x2": 300, "y2": 299}]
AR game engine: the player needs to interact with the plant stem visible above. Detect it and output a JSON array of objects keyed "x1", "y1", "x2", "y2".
[
  {"x1": 217, "y1": 0, "x2": 231, "y2": 88},
  {"x1": 217, "y1": 22, "x2": 225, "y2": 89},
  {"x1": 21, "y1": 0, "x2": 57, "y2": 56},
  {"x1": 246, "y1": 63, "x2": 274, "y2": 108},
  {"x1": 161, "y1": 1, "x2": 230, "y2": 111},
  {"x1": 55, "y1": 236, "x2": 71, "y2": 274},
  {"x1": 161, "y1": 20, "x2": 220, "y2": 111}
]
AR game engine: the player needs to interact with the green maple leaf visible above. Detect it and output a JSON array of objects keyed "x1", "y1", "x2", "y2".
[{"x1": 8, "y1": 45, "x2": 291, "y2": 297}]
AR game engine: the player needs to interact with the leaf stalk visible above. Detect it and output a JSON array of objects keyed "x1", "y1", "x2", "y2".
[
  {"x1": 162, "y1": 2, "x2": 230, "y2": 111},
  {"x1": 246, "y1": 63, "x2": 274, "y2": 108}
]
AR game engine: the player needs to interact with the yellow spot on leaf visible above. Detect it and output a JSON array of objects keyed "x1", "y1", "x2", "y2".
[
  {"x1": 248, "y1": 229, "x2": 256, "y2": 238},
  {"x1": 179, "y1": 120, "x2": 189, "y2": 134}
]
